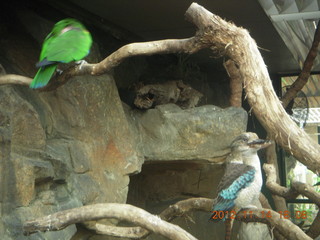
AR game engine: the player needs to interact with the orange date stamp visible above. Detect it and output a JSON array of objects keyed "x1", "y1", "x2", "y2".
[{"x1": 210, "y1": 210, "x2": 307, "y2": 220}]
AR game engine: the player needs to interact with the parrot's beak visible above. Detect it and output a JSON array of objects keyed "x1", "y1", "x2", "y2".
[{"x1": 248, "y1": 139, "x2": 272, "y2": 149}]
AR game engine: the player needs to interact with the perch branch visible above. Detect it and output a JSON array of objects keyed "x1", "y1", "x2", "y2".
[
  {"x1": 236, "y1": 208, "x2": 312, "y2": 240},
  {"x1": 96, "y1": 197, "x2": 213, "y2": 238},
  {"x1": 0, "y1": 37, "x2": 204, "y2": 90},
  {"x1": 0, "y1": 74, "x2": 32, "y2": 86},
  {"x1": 263, "y1": 163, "x2": 320, "y2": 206},
  {"x1": 265, "y1": 142, "x2": 288, "y2": 213},
  {"x1": 23, "y1": 198, "x2": 310, "y2": 240},
  {"x1": 91, "y1": 37, "x2": 205, "y2": 75},
  {"x1": 306, "y1": 210, "x2": 320, "y2": 238},
  {"x1": 259, "y1": 193, "x2": 272, "y2": 210},
  {"x1": 281, "y1": 21, "x2": 320, "y2": 108},
  {"x1": 23, "y1": 203, "x2": 197, "y2": 240}
]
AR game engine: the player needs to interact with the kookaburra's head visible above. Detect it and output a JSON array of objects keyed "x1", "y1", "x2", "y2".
[{"x1": 231, "y1": 132, "x2": 271, "y2": 154}]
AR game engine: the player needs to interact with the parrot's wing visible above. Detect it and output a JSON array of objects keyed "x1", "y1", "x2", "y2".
[
  {"x1": 44, "y1": 29, "x2": 92, "y2": 63},
  {"x1": 210, "y1": 163, "x2": 255, "y2": 222}
]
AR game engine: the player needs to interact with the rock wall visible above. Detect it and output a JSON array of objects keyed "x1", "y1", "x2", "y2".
[
  {"x1": 0, "y1": 74, "x2": 247, "y2": 240},
  {"x1": 0, "y1": 75, "x2": 142, "y2": 240}
]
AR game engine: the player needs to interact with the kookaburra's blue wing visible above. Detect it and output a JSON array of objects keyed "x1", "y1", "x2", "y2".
[{"x1": 210, "y1": 163, "x2": 256, "y2": 222}]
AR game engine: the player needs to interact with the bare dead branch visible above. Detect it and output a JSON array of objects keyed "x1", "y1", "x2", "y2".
[
  {"x1": 186, "y1": 3, "x2": 320, "y2": 173},
  {"x1": 258, "y1": 193, "x2": 287, "y2": 240},
  {"x1": 281, "y1": 21, "x2": 320, "y2": 108},
  {"x1": 0, "y1": 74, "x2": 32, "y2": 86},
  {"x1": 264, "y1": 163, "x2": 300, "y2": 199},
  {"x1": 23, "y1": 203, "x2": 197, "y2": 240},
  {"x1": 23, "y1": 198, "x2": 310, "y2": 240},
  {"x1": 224, "y1": 59, "x2": 243, "y2": 107},
  {"x1": 263, "y1": 163, "x2": 320, "y2": 206},
  {"x1": 291, "y1": 182, "x2": 320, "y2": 206},
  {"x1": 236, "y1": 208, "x2": 312, "y2": 240},
  {"x1": 259, "y1": 193, "x2": 272, "y2": 210},
  {"x1": 92, "y1": 37, "x2": 205, "y2": 75},
  {"x1": 306, "y1": 210, "x2": 320, "y2": 239},
  {"x1": 95, "y1": 224, "x2": 145, "y2": 239},
  {"x1": 96, "y1": 198, "x2": 213, "y2": 238},
  {"x1": 265, "y1": 143, "x2": 288, "y2": 214}
]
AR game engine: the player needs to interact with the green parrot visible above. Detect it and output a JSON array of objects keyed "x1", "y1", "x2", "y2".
[{"x1": 30, "y1": 18, "x2": 92, "y2": 89}]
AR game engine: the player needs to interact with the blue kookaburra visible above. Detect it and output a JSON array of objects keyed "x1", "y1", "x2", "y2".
[{"x1": 210, "y1": 132, "x2": 271, "y2": 221}]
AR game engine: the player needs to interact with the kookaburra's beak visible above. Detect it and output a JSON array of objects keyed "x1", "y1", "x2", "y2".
[{"x1": 248, "y1": 139, "x2": 272, "y2": 149}]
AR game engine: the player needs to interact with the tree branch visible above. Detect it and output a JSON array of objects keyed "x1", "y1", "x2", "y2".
[
  {"x1": 91, "y1": 37, "x2": 204, "y2": 75},
  {"x1": 263, "y1": 163, "x2": 320, "y2": 206},
  {"x1": 23, "y1": 198, "x2": 311, "y2": 240},
  {"x1": 236, "y1": 208, "x2": 312, "y2": 240},
  {"x1": 183, "y1": 3, "x2": 320, "y2": 173},
  {"x1": 306, "y1": 210, "x2": 320, "y2": 238},
  {"x1": 23, "y1": 203, "x2": 197, "y2": 240},
  {"x1": 281, "y1": 21, "x2": 320, "y2": 108},
  {"x1": 224, "y1": 59, "x2": 243, "y2": 107},
  {"x1": 95, "y1": 198, "x2": 213, "y2": 238},
  {"x1": 0, "y1": 74, "x2": 32, "y2": 86}
]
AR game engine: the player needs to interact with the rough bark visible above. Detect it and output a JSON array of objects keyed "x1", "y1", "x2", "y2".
[
  {"x1": 265, "y1": 142, "x2": 288, "y2": 214},
  {"x1": 224, "y1": 59, "x2": 243, "y2": 107}
]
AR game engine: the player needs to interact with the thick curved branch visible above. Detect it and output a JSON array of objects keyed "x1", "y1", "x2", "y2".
[
  {"x1": 183, "y1": 3, "x2": 320, "y2": 173},
  {"x1": 224, "y1": 59, "x2": 243, "y2": 107},
  {"x1": 91, "y1": 37, "x2": 205, "y2": 75},
  {"x1": 0, "y1": 74, "x2": 32, "y2": 86},
  {"x1": 236, "y1": 208, "x2": 312, "y2": 240},
  {"x1": 281, "y1": 21, "x2": 320, "y2": 108},
  {"x1": 94, "y1": 198, "x2": 213, "y2": 238},
  {"x1": 263, "y1": 163, "x2": 320, "y2": 206},
  {"x1": 306, "y1": 210, "x2": 320, "y2": 238},
  {"x1": 23, "y1": 198, "x2": 310, "y2": 240},
  {"x1": 23, "y1": 203, "x2": 197, "y2": 240}
]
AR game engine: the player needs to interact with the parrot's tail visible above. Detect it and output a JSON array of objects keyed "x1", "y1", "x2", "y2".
[{"x1": 30, "y1": 65, "x2": 57, "y2": 89}]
